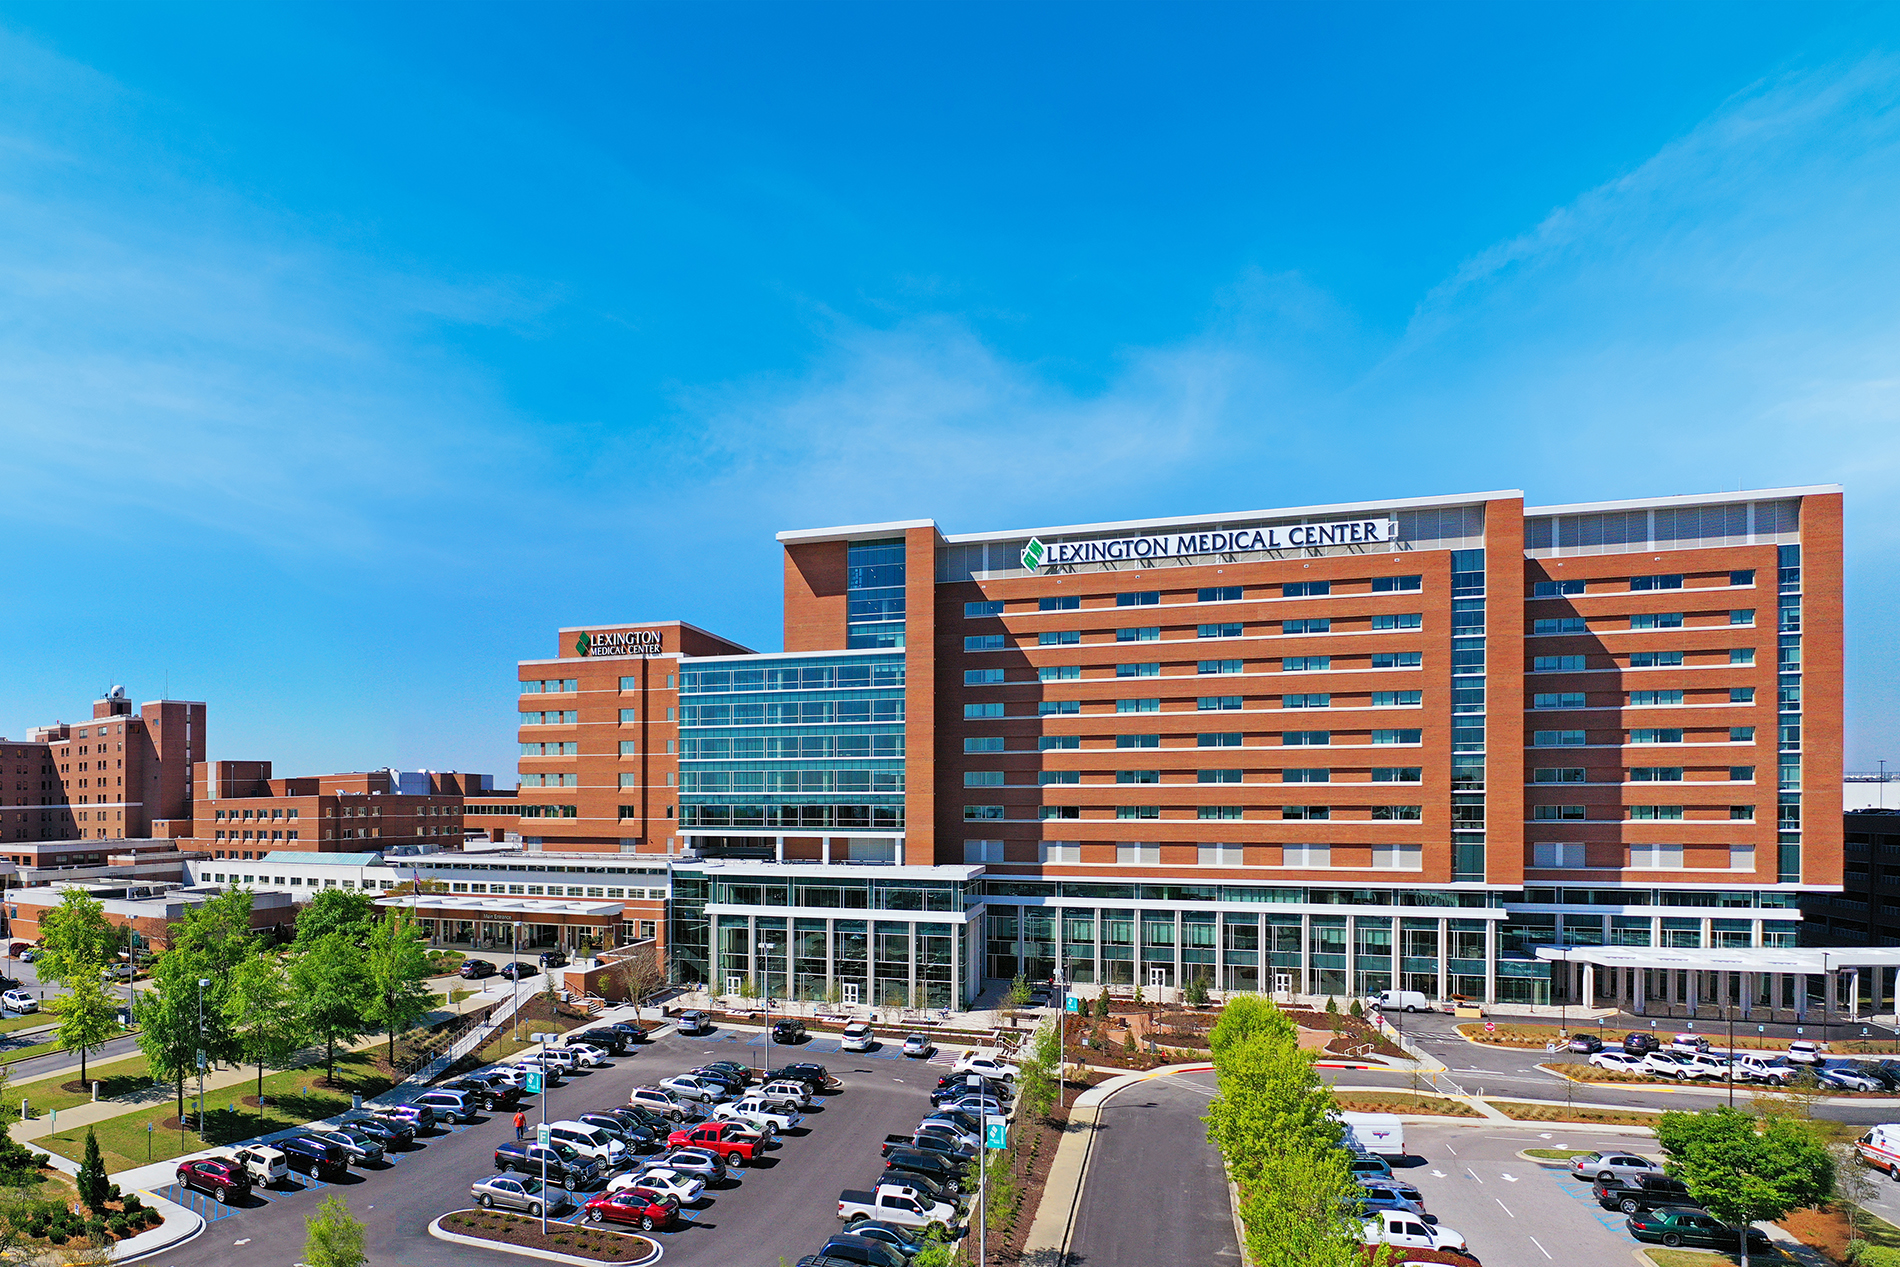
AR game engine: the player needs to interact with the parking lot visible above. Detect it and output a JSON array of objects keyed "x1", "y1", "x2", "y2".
[{"x1": 156, "y1": 1015, "x2": 965, "y2": 1267}]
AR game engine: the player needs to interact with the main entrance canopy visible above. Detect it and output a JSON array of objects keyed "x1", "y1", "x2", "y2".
[{"x1": 1535, "y1": 944, "x2": 1900, "y2": 1020}]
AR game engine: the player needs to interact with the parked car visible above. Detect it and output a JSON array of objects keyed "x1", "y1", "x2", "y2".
[
  {"x1": 280, "y1": 1135, "x2": 349, "y2": 1179},
  {"x1": 922, "y1": 1107, "x2": 981, "y2": 1137},
  {"x1": 1594, "y1": 1174, "x2": 1701, "y2": 1215},
  {"x1": 0, "y1": 990, "x2": 37, "y2": 1014},
  {"x1": 772, "y1": 1017, "x2": 809, "y2": 1044},
  {"x1": 1372, "y1": 989, "x2": 1431, "y2": 1014},
  {"x1": 1347, "y1": 1156, "x2": 1393, "y2": 1180},
  {"x1": 837, "y1": 1182, "x2": 960, "y2": 1234},
  {"x1": 1669, "y1": 1032, "x2": 1713, "y2": 1053},
  {"x1": 700, "y1": 1060, "x2": 757, "y2": 1085},
  {"x1": 584, "y1": 1186, "x2": 680, "y2": 1232},
  {"x1": 1626, "y1": 1208, "x2": 1773, "y2": 1252},
  {"x1": 1357, "y1": 1176, "x2": 1425, "y2": 1207},
  {"x1": 1359, "y1": 1214, "x2": 1467, "y2": 1254},
  {"x1": 499, "y1": 962, "x2": 539, "y2": 980},
  {"x1": 6, "y1": 943, "x2": 29, "y2": 958},
  {"x1": 902, "y1": 1034, "x2": 935, "y2": 1058},
  {"x1": 667, "y1": 1120, "x2": 766, "y2": 1167},
  {"x1": 458, "y1": 959, "x2": 498, "y2": 979},
  {"x1": 553, "y1": 1042, "x2": 610, "y2": 1068},
  {"x1": 716, "y1": 1095, "x2": 802, "y2": 1135},
  {"x1": 882, "y1": 1132, "x2": 973, "y2": 1164},
  {"x1": 842, "y1": 1021, "x2": 877, "y2": 1052},
  {"x1": 1567, "y1": 1034, "x2": 1604, "y2": 1054},
  {"x1": 915, "y1": 1120, "x2": 979, "y2": 1152},
  {"x1": 813, "y1": 1234, "x2": 907, "y2": 1267},
  {"x1": 1591, "y1": 1051, "x2": 1647, "y2": 1074},
  {"x1": 884, "y1": 1148, "x2": 965, "y2": 1193},
  {"x1": 939, "y1": 1094, "x2": 1007, "y2": 1119},
  {"x1": 16, "y1": 948, "x2": 39, "y2": 962},
  {"x1": 951, "y1": 1054, "x2": 1021, "y2": 1082},
  {"x1": 1641, "y1": 1052, "x2": 1702, "y2": 1082},
  {"x1": 1571, "y1": 1151, "x2": 1659, "y2": 1184},
  {"x1": 627, "y1": 1086, "x2": 697, "y2": 1121},
  {"x1": 441, "y1": 1077, "x2": 521, "y2": 1111},
  {"x1": 341, "y1": 1115, "x2": 411, "y2": 1148},
  {"x1": 757, "y1": 1078, "x2": 814, "y2": 1110},
  {"x1": 676, "y1": 1009, "x2": 712, "y2": 1035},
  {"x1": 210, "y1": 1144, "x2": 288, "y2": 1187},
  {"x1": 935, "y1": 1074, "x2": 1011, "y2": 1102},
  {"x1": 663, "y1": 1073, "x2": 736, "y2": 1103},
  {"x1": 1353, "y1": 1184, "x2": 1430, "y2": 1222},
  {"x1": 839, "y1": 1219, "x2": 931, "y2": 1260},
  {"x1": 688, "y1": 1066, "x2": 749, "y2": 1096},
  {"x1": 610, "y1": 1166, "x2": 704, "y2": 1204},
  {"x1": 177, "y1": 1158, "x2": 251, "y2": 1203},
  {"x1": 638, "y1": 1146, "x2": 728, "y2": 1186},
  {"x1": 776, "y1": 1062, "x2": 841, "y2": 1091},
  {"x1": 472, "y1": 1174, "x2": 572, "y2": 1217},
  {"x1": 1731, "y1": 1054, "x2": 1796, "y2": 1085},
  {"x1": 493, "y1": 1141, "x2": 602, "y2": 1191},
  {"x1": 1671, "y1": 1053, "x2": 1737, "y2": 1081},
  {"x1": 539, "y1": 949, "x2": 569, "y2": 968},
  {"x1": 412, "y1": 1089, "x2": 478, "y2": 1123},
  {"x1": 1622, "y1": 1032, "x2": 1662, "y2": 1056},
  {"x1": 547, "y1": 1120, "x2": 630, "y2": 1167},
  {"x1": 536, "y1": 1047, "x2": 581, "y2": 1072},
  {"x1": 373, "y1": 1102, "x2": 436, "y2": 1132},
  {"x1": 311, "y1": 1127, "x2": 385, "y2": 1166},
  {"x1": 576, "y1": 1111, "x2": 659, "y2": 1152},
  {"x1": 1813, "y1": 1063, "x2": 1882, "y2": 1093}
]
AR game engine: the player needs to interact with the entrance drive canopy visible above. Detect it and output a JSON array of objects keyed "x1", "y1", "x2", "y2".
[{"x1": 1534, "y1": 945, "x2": 1900, "y2": 1021}]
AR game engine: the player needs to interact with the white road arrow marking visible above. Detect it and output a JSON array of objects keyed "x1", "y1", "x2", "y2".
[
  {"x1": 1500, "y1": 1173, "x2": 1519, "y2": 1182},
  {"x1": 1431, "y1": 1169, "x2": 1447, "y2": 1178},
  {"x1": 233, "y1": 1239, "x2": 251, "y2": 1246}
]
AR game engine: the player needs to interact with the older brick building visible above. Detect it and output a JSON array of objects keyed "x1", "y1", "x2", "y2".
[{"x1": 0, "y1": 687, "x2": 204, "y2": 850}]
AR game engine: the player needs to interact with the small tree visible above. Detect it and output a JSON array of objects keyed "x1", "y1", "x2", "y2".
[
  {"x1": 1005, "y1": 975, "x2": 1032, "y2": 1010},
  {"x1": 50, "y1": 967, "x2": 119, "y2": 1086},
  {"x1": 1656, "y1": 1105, "x2": 1834, "y2": 1267},
  {"x1": 36, "y1": 892, "x2": 119, "y2": 989},
  {"x1": 303, "y1": 1194, "x2": 367, "y2": 1267},
  {"x1": 227, "y1": 953, "x2": 304, "y2": 1115},
  {"x1": 1186, "y1": 975, "x2": 1210, "y2": 1006},
  {"x1": 1133, "y1": 981, "x2": 1145, "y2": 1007},
  {"x1": 365, "y1": 908, "x2": 437, "y2": 1062},
  {"x1": 1095, "y1": 986, "x2": 1110, "y2": 1020},
  {"x1": 1349, "y1": 998, "x2": 1363, "y2": 1019},
  {"x1": 76, "y1": 1129, "x2": 107, "y2": 1214}
]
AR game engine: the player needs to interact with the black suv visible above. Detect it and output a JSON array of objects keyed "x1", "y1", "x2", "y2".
[
  {"x1": 280, "y1": 1135, "x2": 349, "y2": 1179},
  {"x1": 772, "y1": 1018, "x2": 808, "y2": 1045},
  {"x1": 492, "y1": 1141, "x2": 601, "y2": 1191},
  {"x1": 775, "y1": 1062, "x2": 837, "y2": 1091},
  {"x1": 539, "y1": 950, "x2": 569, "y2": 969},
  {"x1": 1622, "y1": 1032, "x2": 1662, "y2": 1055},
  {"x1": 442, "y1": 1076, "x2": 522, "y2": 1111},
  {"x1": 1595, "y1": 1174, "x2": 1700, "y2": 1215}
]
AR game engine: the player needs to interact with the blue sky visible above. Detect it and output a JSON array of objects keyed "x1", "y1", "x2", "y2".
[{"x1": 3, "y1": 2, "x2": 1898, "y2": 783}]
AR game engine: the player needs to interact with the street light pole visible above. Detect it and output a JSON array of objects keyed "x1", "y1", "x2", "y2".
[
  {"x1": 758, "y1": 941, "x2": 776, "y2": 1079},
  {"x1": 512, "y1": 921, "x2": 523, "y2": 1041},
  {"x1": 1559, "y1": 946, "x2": 1569, "y2": 1038},
  {"x1": 195, "y1": 976, "x2": 210, "y2": 1141}
]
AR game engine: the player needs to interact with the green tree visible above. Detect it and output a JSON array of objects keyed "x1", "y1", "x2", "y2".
[
  {"x1": 1185, "y1": 974, "x2": 1210, "y2": 1006},
  {"x1": 1005, "y1": 975, "x2": 1032, "y2": 1010},
  {"x1": 1094, "y1": 986, "x2": 1110, "y2": 1021},
  {"x1": 1016, "y1": 1018, "x2": 1062, "y2": 1121},
  {"x1": 49, "y1": 968, "x2": 120, "y2": 1085},
  {"x1": 36, "y1": 891, "x2": 118, "y2": 989},
  {"x1": 226, "y1": 953, "x2": 304, "y2": 1114},
  {"x1": 303, "y1": 1194, "x2": 367, "y2": 1267},
  {"x1": 294, "y1": 890, "x2": 378, "y2": 946},
  {"x1": 1655, "y1": 1105, "x2": 1834, "y2": 1267},
  {"x1": 76, "y1": 1129, "x2": 107, "y2": 1213},
  {"x1": 365, "y1": 909, "x2": 437, "y2": 1061},
  {"x1": 135, "y1": 937, "x2": 230, "y2": 1119},
  {"x1": 291, "y1": 933, "x2": 371, "y2": 1083}
]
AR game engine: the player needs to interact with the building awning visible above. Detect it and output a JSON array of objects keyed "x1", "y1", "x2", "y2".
[
  {"x1": 1536, "y1": 946, "x2": 1900, "y2": 972},
  {"x1": 374, "y1": 895, "x2": 623, "y2": 918}
]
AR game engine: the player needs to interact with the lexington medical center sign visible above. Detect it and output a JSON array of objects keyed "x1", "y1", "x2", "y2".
[{"x1": 1021, "y1": 518, "x2": 1399, "y2": 570}]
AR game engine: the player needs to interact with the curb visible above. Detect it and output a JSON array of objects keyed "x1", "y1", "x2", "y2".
[
  {"x1": 114, "y1": 1192, "x2": 207, "y2": 1265},
  {"x1": 428, "y1": 1211, "x2": 662, "y2": 1267}
]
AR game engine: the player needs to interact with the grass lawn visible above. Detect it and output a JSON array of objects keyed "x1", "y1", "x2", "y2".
[
  {"x1": 18, "y1": 1053, "x2": 156, "y2": 1114},
  {"x1": 1332, "y1": 1091, "x2": 1481, "y2": 1118},
  {"x1": 33, "y1": 1048, "x2": 397, "y2": 1175},
  {"x1": 1491, "y1": 1101, "x2": 1660, "y2": 1126},
  {"x1": 0, "y1": 1014, "x2": 52, "y2": 1036},
  {"x1": 0, "y1": 1038, "x2": 65, "y2": 1065},
  {"x1": 1522, "y1": 1148, "x2": 1594, "y2": 1160},
  {"x1": 1640, "y1": 1250, "x2": 1793, "y2": 1266}
]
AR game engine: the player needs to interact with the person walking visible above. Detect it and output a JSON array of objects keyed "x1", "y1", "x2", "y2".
[{"x1": 513, "y1": 1109, "x2": 526, "y2": 1141}]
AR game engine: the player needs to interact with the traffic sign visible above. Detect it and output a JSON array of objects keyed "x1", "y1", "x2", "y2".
[
  {"x1": 524, "y1": 1070, "x2": 543, "y2": 1095},
  {"x1": 536, "y1": 1124, "x2": 551, "y2": 1147},
  {"x1": 984, "y1": 1116, "x2": 1007, "y2": 1149}
]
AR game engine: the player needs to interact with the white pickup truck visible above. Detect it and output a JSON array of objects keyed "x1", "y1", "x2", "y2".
[
  {"x1": 714, "y1": 1095, "x2": 802, "y2": 1134},
  {"x1": 838, "y1": 1181, "x2": 959, "y2": 1233}
]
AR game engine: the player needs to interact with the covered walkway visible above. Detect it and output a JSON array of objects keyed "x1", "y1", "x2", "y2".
[{"x1": 1534, "y1": 945, "x2": 1900, "y2": 1026}]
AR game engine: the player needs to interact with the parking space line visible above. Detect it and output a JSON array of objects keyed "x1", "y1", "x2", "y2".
[{"x1": 1528, "y1": 1234, "x2": 1553, "y2": 1258}]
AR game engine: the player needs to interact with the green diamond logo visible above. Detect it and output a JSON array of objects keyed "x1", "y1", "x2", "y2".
[
  {"x1": 575, "y1": 632, "x2": 592, "y2": 657},
  {"x1": 1020, "y1": 537, "x2": 1046, "y2": 570}
]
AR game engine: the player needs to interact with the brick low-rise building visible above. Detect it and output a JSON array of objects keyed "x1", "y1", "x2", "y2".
[{"x1": 182, "y1": 762, "x2": 508, "y2": 860}]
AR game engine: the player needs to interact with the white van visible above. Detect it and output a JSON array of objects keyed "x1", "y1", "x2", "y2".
[
  {"x1": 1374, "y1": 989, "x2": 1430, "y2": 1014},
  {"x1": 842, "y1": 1021, "x2": 877, "y2": 1052},
  {"x1": 1340, "y1": 1112, "x2": 1406, "y2": 1159}
]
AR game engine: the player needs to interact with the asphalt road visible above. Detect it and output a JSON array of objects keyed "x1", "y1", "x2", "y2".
[
  {"x1": 154, "y1": 1020, "x2": 957, "y2": 1267},
  {"x1": 1068, "y1": 1069, "x2": 1240, "y2": 1267}
]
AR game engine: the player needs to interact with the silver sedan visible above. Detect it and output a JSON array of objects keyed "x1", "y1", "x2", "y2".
[{"x1": 471, "y1": 1174, "x2": 575, "y2": 1217}]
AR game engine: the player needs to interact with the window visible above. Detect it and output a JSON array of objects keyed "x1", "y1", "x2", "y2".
[
  {"x1": 1040, "y1": 700, "x2": 1082, "y2": 715},
  {"x1": 1371, "y1": 805, "x2": 1423, "y2": 820},
  {"x1": 1115, "y1": 806, "x2": 1161, "y2": 819},
  {"x1": 1038, "y1": 666, "x2": 1081, "y2": 681},
  {"x1": 1117, "y1": 843, "x2": 1161, "y2": 865},
  {"x1": 618, "y1": 740, "x2": 638, "y2": 756},
  {"x1": 963, "y1": 771, "x2": 1004, "y2": 786},
  {"x1": 1198, "y1": 769, "x2": 1243, "y2": 783},
  {"x1": 1370, "y1": 651, "x2": 1422, "y2": 669},
  {"x1": 1200, "y1": 695, "x2": 1246, "y2": 710},
  {"x1": 1730, "y1": 726, "x2": 1756, "y2": 741},
  {"x1": 1198, "y1": 586, "x2": 1242, "y2": 602},
  {"x1": 1041, "y1": 735, "x2": 1081, "y2": 749},
  {"x1": 1115, "y1": 663, "x2": 1159, "y2": 677},
  {"x1": 1282, "y1": 768, "x2": 1331, "y2": 782},
  {"x1": 1283, "y1": 731, "x2": 1331, "y2": 746},
  {"x1": 1729, "y1": 569, "x2": 1756, "y2": 586},
  {"x1": 963, "y1": 805, "x2": 1005, "y2": 820},
  {"x1": 1730, "y1": 805, "x2": 1756, "y2": 820},
  {"x1": 965, "y1": 600, "x2": 1004, "y2": 618},
  {"x1": 1040, "y1": 770, "x2": 1080, "y2": 785},
  {"x1": 1115, "y1": 769, "x2": 1160, "y2": 784},
  {"x1": 1371, "y1": 613, "x2": 1422, "y2": 630},
  {"x1": 1372, "y1": 575, "x2": 1422, "y2": 592},
  {"x1": 1282, "y1": 805, "x2": 1329, "y2": 820},
  {"x1": 1629, "y1": 651, "x2": 1683, "y2": 667},
  {"x1": 1041, "y1": 806, "x2": 1078, "y2": 821},
  {"x1": 965, "y1": 736, "x2": 1004, "y2": 753},
  {"x1": 1039, "y1": 630, "x2": 1081, "y2": 645},
  {"x1": 1116, "y1": 698, "x2": 1159, "y2": 713},
  {"x1": 1533, "y1": 804, "x2": 1586, "y2": 820},
  {"x1": 1198, "y1": 843, "x2": 1244, "y2": 865},
  {"x1": 1533, "y1": 618, "x2": 1587, "y2": 635},
  {"x1": 1534, "y1": 730, "x2": 1586, "y2": 747},
  {"x1": 1116, "y1": 591, "x2": 1160, "y2": 606},
  {"x1": 1283, "y1": 581, "x2": 1330, "y2": 597},
  {"x1": 1730, "y1": 687, "x2": 1756, "y2": 703},
  {"x1": 1629, "y1": 690, "x2": 1684, "y2": 706},
  {"x1": 1533, "y1": 580, "x2": 1585, "y2": 596},
  {"x1": 1372, "y1": 767, "x2": 1422, "y2": 783},
  {"x1": 1282, "y1": 844, "x2": 1330, "y2": 867},
  {"x1": 1629, "y1": 728, "x2": 1684, "y2": 743},
  {"x1": 1198, "y1": 732, "x2": 1242, "y2": 747},
  {"x1": 1198, "y1": 806, "x2": 1244, "y2": 820},
  {"x1": 965, "y1": 634, "x2": 1006, "y2": 651},
  {"x1": 1532, "y1": 842, "x2": 1586, "y2": 868},
  {"x1": 1533, "y1": 656, "x2": 1586, "y2": 672},
  {"x1": 1731, "y1": 609, "x2": 1756, "y2": 626},
  {"x1": 1116, "y1": 734, "x2": 1160, "y2": 748},
  {"x1": 1283, "y1": 655, "x2": 1331, "y2": 672},
  {"x1": 1627, "y1": 805, "x2": 1684, "y2": 820},
  {"x1": 1730, "y1": 648, "x2": 1756, "y2": 665},
  {"x1": 1282, "y1": 617, "x2": 1330, "y2": 634},
  {"x1": 1533, "y1": 692, "x2": 1586, "y2": 709},
  {"x1": 962, "y1": 840, "x2": 1006, "y2": 864},
  {"x1": 1628, "y1": 767, "x2": 1683, "y2": 781},
  {"x1": 1039, "y1": 596, "x2": 1080, "y2": 611},
  {"x1": 1198, "y1": 659, "x2": 1244, "y2": 675},
  {"x1": 965, "y1": 669, "x2": 1006, "y2": 685},
  {"x1": 1630, "y1": 574, "x2": 1683, "y2": 591},
  {"x1": 1372, "y1": 729, "x2": 1423, "y2": 744},
  {"x1": 1199, "y1": 622, "x2": 1244, "y2": 638},
  {"x1": 1041, "y1": 842, "x2": 1081, "y2": 864},
  {"x1": 1629, "y1": 613, "x2": 1684, "y2": 629},
  {"x1": 1371, "y1": 691, "x2": 1422, "y2": 707},
  {"x1": 964, "y1": 703, "x2": 1004, "y2": 719},
  {"x1": 1730, "y1": 765, "x2": 1755, "y2": 781},
  {"x1": 1117, "y1": 626, "x2": 1161, "y2": 642}
]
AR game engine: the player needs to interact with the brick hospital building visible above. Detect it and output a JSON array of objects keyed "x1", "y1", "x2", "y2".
[{"x1": 518, "y1": 486, "x2": 1844, "y2": 1012}]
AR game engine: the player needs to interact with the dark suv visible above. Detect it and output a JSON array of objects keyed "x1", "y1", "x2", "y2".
[
  {"x1": 772, "y1": 1018, "x2": 808, "y2": 1045},
  {"x1": 280, "y1": 1135, "x2": 349, "y2": 1179},
  {"x1": 539, "y1": 949, "x2": 569, "y2": 968},
  {"x1": 1622, "y1": 1032, "x2": 1661, "y2": 1055},
  {"x1": 1594, "y1": 1174, "x2": 1700, "y2": 1215},
  {"x1": 493, "y1": 1141, "x2": 601, "y2": 1191}
]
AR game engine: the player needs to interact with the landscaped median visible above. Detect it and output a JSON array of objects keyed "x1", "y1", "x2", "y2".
[{"x1": 429, "y1": 1209, "x2": 661, "y2": 1266}]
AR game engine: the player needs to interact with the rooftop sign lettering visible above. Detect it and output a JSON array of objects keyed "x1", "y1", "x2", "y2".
[
  {"x1": 1019, "y1": 519, "x2": 1399, "y2": 570},
  {"x1": 574, "y1": 629, "x2": 664, "y2": 657}
]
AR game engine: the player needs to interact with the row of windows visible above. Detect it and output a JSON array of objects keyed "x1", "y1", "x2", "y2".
[
  {"x1": 681, "y1": 700, "x2": 904, "y2": 727},
  {"x1": 679, "y1": 663, "x2": 905, "y2": 693},
  {"x1": 962, "y1": 730, "x2": 1427, "y2": 749},
  {"x1": 966, "y1": 655, "x2": 1425, "y2": 678},
  {"x1": 213, "y1": 830, "x2": 301, "y2": 841},
  {"x1": 520, "y1": 678, "x2": 581, "y2": 694},
  {"x1": 1004, "y1": 841, "x2": 1425, "y2": 870},
  {"x1": 1532, "y1": 570, "x2": 1752, "y2": 596},
  {"x1": 1531, "y1": 843, "x2": 1758, "y2": 871},
  {"x1": 1533, "y1": 728, "x2": 1756, "y2": 746},
  {"x1": 1533, "y1": 766, "x2": 1755, "y2": 783},
  {"x1": 521, "y1": 742, "x2": 581, "y2": 756},
  {"x1": 678, "y1": 771, "x2": 905, "y2": 793},
  {"x1": 1532, "y1": 611, "x2": 1755, "y2": 634},
  {"x1": 964, "y1": 767, "x2": 1425, "y2": 785},
  {"x1": 964, "y1": 577, "x2": 1423, "y2": 620},
  {"x1": 967, "y1": 804, "x2": 1429, "y2": 821},
  {"x1": 521, "y1": 710, "x2": 579, "y2": 725},
  {"x1": 1529, "y1": 805, "x2": 1757, "y2": 820},
  {"x1": 1530, "y1": 689, "x2": 1756, "y2": 707},
  {"x1": 1532, "y1": 645, "x2": 1761, "y2": 672},
  {"x1": 1006, "y1": 615, "x2": 1426, "y2": 648},
  {"x1": 680, "y1": 735, "x2": 905, "y2": 759},
  {"x1": 964, "y1": 695, "x2": 1422, "y2": 718}
]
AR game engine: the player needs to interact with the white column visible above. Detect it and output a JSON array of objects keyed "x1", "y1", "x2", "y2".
[
  {"x1": 1795, "y1": 975, "x2": 1808, "y2": 1020},
  {"x1": 893, "y1": 837, "x2": 905, "y2": 866},
  {"x1": 1850, "y1": 969, "x2": 1861, "y2": 1018},
  {"x1": 1436, "y1": 918, "x2": 1448, "y2": 1002},
  {"x1": 822, "y1": 837, "x2": 833, "y2": 864},
  {"x1": 1635, "y1": 969, "x2": 1646, "y2": 1016},
  {"x1": 1582, "y1": 962, "x2": 1595, "y2": 1009},
  {"x1": 774, "y1": 835, "x2": 785, "y2": 863},
  {"x1": 1741, "y1": 972, "x2": 1752, "y2": 1019}
]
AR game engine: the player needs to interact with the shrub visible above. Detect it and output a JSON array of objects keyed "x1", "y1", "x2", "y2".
[
  {"x1": 123, "y1": 1193, "x2": 144, "y2": 1213},
  {"x1": 1349, "y1": 999, "x2": 1363, "y2": 1019}
]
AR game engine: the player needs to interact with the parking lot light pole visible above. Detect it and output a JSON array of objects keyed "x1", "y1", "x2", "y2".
[
  {"x1": 196, "y1": 977, "x2": 210, "y2": 1140},
  {"x1": 758, "y1": 941, "x2": 776, "y2": 1079},
  {"x1": 513, "y1": 921, "x2": 523, "y2": 1041}
]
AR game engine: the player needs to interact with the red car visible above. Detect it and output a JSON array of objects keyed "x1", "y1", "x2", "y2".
[
  {"x1": 666, "y1": 1120, "x2": 762, "y2": 1167},
  {"x1": 583, "y1": 1186, "x2": 679, "y2": 1232},
  {"x1": 177, "y1": 1157, "x2": 251, "y2": 1204}
]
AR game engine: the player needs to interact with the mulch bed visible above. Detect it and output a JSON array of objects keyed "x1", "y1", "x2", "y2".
[
  {"x1": 981, "y1": 1105, "x2": 1070, "y2": 1265},
  {"x1": 440, "y1": 1210, "x2": 656, "y2": 1262}
]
